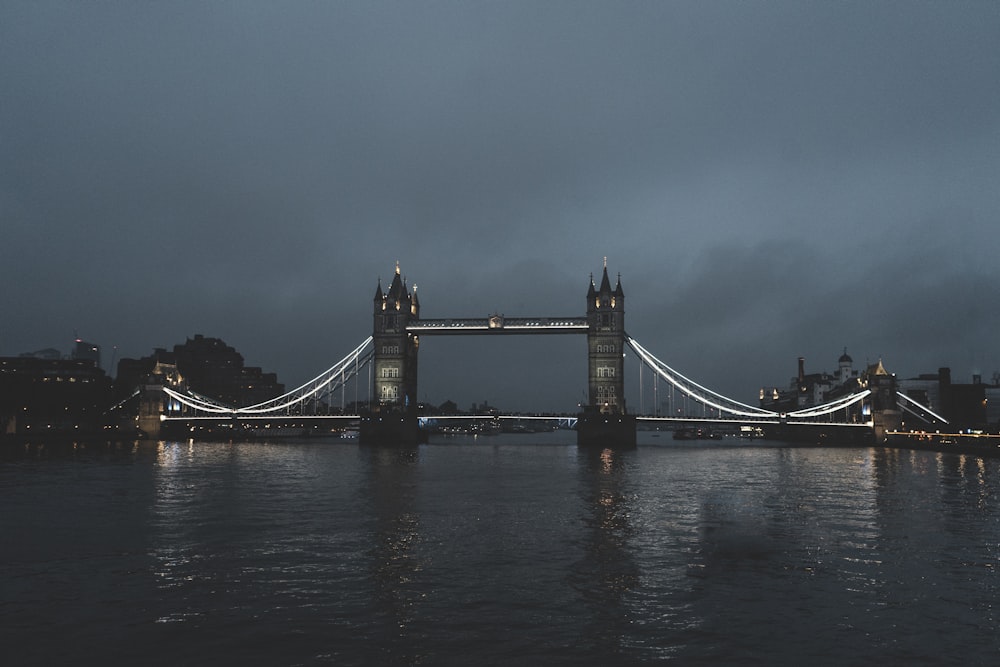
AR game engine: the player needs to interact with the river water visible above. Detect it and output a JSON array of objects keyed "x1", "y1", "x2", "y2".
[{"x1": 2, "y1": 432, "x2": 999, "y2": 665}]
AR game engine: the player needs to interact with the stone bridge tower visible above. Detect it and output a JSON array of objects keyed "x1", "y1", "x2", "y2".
[
  {"x1": 362, "y1": 263, "x2": 422, "y2": 444},
  {"x1": 578, "y1": 261, "x2": 636, "y2": 447},
  {"x1": 586, "y1": 262, "x2": 626, "y2": 413}
]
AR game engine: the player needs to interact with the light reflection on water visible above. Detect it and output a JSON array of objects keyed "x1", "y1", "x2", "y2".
[{"x1": 2, "y1": 435, "x2": 1000, "y2": 665}]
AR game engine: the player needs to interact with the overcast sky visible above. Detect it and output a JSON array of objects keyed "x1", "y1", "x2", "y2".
[{"x1": 2, "y1": 1, "x2": 998, "y2": 412}]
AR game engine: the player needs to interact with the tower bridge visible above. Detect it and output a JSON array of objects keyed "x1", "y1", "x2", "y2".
[
  {"x1": 137, "y1": 262, "x2": 919, "y2": 446},
  {"x1": 365, "y1": 261, "x2": 632, "y2": 445}
]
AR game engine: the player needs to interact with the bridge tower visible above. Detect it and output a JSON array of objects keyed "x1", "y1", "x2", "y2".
[
  {"x1": 361, "y1": 263, "x2": 423, "y2": 444},
  {"x1": 866, "y1": 358, "x2": 902, "y2": 442},
  {"x1": 577, "y1": 261, "x2": 636, "y2": 447},
  {"x1": 137, "y1": 381, "x2": 165, "y2": 439},
  {"x1": 135, "y1": 361, "x2": 183, "y2": 440}
]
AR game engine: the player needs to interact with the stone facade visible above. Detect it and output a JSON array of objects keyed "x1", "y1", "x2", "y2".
[
  {"x1": 371, "y1": 264, "x2": 420, "y2": 412},
  {"x1": 586, "y1": 264, "x2": 626, "y2": 414}
]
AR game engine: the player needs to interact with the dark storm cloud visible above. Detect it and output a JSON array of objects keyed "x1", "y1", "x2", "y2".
[{"x1": 2, "y1": 1, "x2": 998, "y2": 411}]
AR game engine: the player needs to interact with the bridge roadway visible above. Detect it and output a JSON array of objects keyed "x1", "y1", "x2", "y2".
[
  {"x1": 158, "y1": 413, "x2": 585, "y2": 438},
  {"x1": 161, "y1": 414, "x2": 580, "y2": 427},
  {"x1": 162, "y1": 413, "x2": 872, "y2": 429},
  {"x1": 636, "y1": 416, "x2": 872, "y2": 428},
  {"x1": 407, "y1": 316, "x2": 588, "y2": 334}
]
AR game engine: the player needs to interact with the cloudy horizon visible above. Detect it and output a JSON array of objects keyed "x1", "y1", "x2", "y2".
[{"x1": 3, "y1": 1, "x2": 998, "y2": 412}]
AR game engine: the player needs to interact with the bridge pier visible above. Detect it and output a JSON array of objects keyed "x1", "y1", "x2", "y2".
[
  {"x1": 137, "y1": 382, "x2": 164, "y2": 440},
  {"x1": 576, "y1": 407, "x2": 637, "y2": 448},
  {"x1": 870, "y1": 368, "x2": 902, "y2": 443},
  {"x1": 359, "y1": 407, "x2": 425, "y2": 446}
]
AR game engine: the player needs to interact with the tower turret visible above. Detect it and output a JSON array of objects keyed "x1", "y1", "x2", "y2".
[
  {"x1": 838, "y1": 347, "x2": 853, "y2": 382},
  {"x1": 410, "y1": 284, "x2": 420, "y2": 317}
]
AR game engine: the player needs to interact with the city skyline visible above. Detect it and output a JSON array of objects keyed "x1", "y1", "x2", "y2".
[
  {"x1": 6, "y1": 281, "x2": 993, "y2": 417},
  {"x1": 3, "y1": 2, "x2": 998, "y2": 412}
]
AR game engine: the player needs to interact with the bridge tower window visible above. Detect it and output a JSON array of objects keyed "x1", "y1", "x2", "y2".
[{"x1": 596, "y1": 385, "x2": 618, "y2": 404}]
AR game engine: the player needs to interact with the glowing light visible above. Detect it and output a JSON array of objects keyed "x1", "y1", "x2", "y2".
[
  {"x1": 163, "y1": 337, "x2": 373, "y2": 416},
  {"x1": 627, "y1": 335, "x2": 874, "y2": 420}
]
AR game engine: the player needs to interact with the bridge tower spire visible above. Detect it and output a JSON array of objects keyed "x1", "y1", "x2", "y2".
[
  {"x1": 362, "y1": 264, "x2": 422, "y2": 444},
  {"x1": 578, "y1": 262, "x2": 636, "y2": 447}
]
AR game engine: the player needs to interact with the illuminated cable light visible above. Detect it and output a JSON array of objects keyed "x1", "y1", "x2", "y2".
[
  {"x1": 627, "y1": 336, "x2": 778, "y2": 417},
  {"x1": 236, "y1": 337, "x2": 373, "y2": 411},
  {"x1": 627, "y1": 335, "x2": 874, "y2": 422},
  {"x1": 161, "y1": 337, "x2": 374, "y2": 418}
]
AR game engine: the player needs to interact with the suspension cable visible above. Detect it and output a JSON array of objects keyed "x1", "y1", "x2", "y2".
[
  {"x1": 895, "y1": 391, "x2": 949, "y2": 424},
  {"x1": 626, "y1": 335, "x2": 779, "y2": 417},
  {"x1": 627, "y1": 334, "x2": 874, "y2": 421},
  {"x1": 163, "y1": 337, "x2": 374, "y2": 416}
]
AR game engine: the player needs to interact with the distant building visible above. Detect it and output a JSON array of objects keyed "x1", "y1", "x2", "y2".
[
  {"x1": 71, "y1": 339, "x2": 101, "y2": 367},
  {"x1": 16, "y1": 340, "x2": 102, "y2": 368},
  {"x1": 0, "y1": 356, "x2": 112, "y2": 436},
  {"x1": 115, "y1": 334, "x2": 284, "y2": 407},
  {"x1": 760, "y1": 349, "x2": 863, "y2": 412},
  {"x1": 896, "y1": 372, "x2": 943, "y2": 415},
  {"x1": 19, "y1": 347, "x2": 62, "y2": 360},
  {"x1": 899, "y1": 368, "x2": 1000, "y2": 430},
  {"x1": 759, "y1": 349, "x2": 904, "y2": 432}
]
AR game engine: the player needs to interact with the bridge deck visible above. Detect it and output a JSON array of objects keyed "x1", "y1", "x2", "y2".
[
  {"x1": 408, "y1": 317, "x2": 588, "y2": 334},
  {"x1": 636, "y1": 416, "x2": 872, "y2": 427}
]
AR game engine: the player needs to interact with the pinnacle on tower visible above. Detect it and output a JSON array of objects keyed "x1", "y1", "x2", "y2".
[
  {"x1": 387, "y1": 265, "x2": 405, "y2": 300},
  {"x1": 598, "y1": 264, "x2": 612, "y2": 293}
]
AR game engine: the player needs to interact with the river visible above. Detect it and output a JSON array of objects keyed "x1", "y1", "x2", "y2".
[{"x1": 2, "y1": 432, "x2": 999, "y2": 665}]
